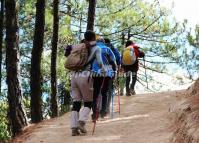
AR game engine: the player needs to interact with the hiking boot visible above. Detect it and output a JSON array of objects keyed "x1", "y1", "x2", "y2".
[
  {"x1": 71, "y1": 128, "x2": 80, "y2": 136},
  {"x1": 120, "y1": 91, "x2": 124, "y2": 96},
  {"x1": 130, "y1": 90, "x2": 136, "y2": 95},
  {"x1": 91, "y1": 114, "x2": 95, "y2": 122},
  {"x1": 91, "y1": 114, "x2": 96, "y2": 122},
  {"x1": 100, "y1": 111, "x2": 107, "y2": 118},
  {"x1": 78, "y1": 121, "x2": 87, "y2": 134},
  {"x1": 126, "y1": 92, "x2": 131, "y2": 96}
]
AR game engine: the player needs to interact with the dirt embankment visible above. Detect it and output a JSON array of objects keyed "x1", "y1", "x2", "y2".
[{"x1": 170, "y1": 79, "x2": 199, "y2": 143}]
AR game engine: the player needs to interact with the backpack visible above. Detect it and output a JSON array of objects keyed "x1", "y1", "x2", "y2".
[
  {"x1": 109, "y1": 45, "x2": 121, "y2": 66},
  {"x1": 122, "y1": 46, "x2": 136, "y2": 65},
  {"x1": 64, "y1": 43, "x2": 89, "y2": 71}
]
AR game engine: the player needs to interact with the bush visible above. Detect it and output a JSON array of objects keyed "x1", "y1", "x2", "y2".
[{"x1": 0, "y1": 102, "x2": 11, "y2": 142}]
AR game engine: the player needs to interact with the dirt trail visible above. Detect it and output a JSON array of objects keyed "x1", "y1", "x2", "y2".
[{"x1": 13, "y1": 91, "x2": 182, "y2": 143}]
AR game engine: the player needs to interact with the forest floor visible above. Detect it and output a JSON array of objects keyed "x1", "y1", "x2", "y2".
[{"x1": 12, "y1": 90, "x2": 185, "y2": 143}]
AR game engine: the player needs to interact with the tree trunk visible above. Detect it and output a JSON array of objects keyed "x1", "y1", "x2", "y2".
[
  {"x1": 127, "y1": 29, "x2": 131, "y2": 40},
  {"x1": 0, "y1": 0, "x2": 4, "y2": 94},
  {"x1": 86, "y1": 0, "x2": 96, "y2": 31},
  {"x1": 121, "y1": 32, "x2": 125, "y2": 46},
  {"x1": 50, "y1": 0, "x2": 59, "y2": 118},
  {"x1": 30, "y1": 0, "x2": 45, "y2": 123},
  {"x1": 5, "y1": 0, "x2": 28, "y2": 136},
  {"x1": 66, "y1": 0, "x2": 71, "y2": 15}
]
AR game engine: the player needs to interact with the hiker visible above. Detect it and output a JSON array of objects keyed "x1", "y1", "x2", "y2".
[
  {"x1": 122, "y1": 40, "x2": 145, "y2": 96},
  {"x1": 67, "y1": 31, "x2": 104, "y2": 136},
  {"x1": 92, "y1": 37, "x2": 117, "y2": 120},
  {"x1": 104, "y1": 38, "x2": 121, "y2": 115}
]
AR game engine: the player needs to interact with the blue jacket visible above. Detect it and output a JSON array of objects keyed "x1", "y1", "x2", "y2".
[
  {"x1": 92, "y1": 41, "x2": 116, "y2": 77},
  {"x1": 108, "y1": 43, "x2": 121, "y2": 66}
]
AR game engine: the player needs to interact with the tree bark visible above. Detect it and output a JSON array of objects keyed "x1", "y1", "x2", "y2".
[
  {"x1": 50, "y1": 0, "x2": 59, "y2": 118},
  {"x1": 86, "y1": 0, "x2": 96, "y2": 31},
  {"x1": 127, "y1": 29, "x2": 131, "y2": 40},
  {"x1": 0, "y1": 0, "x2": 4, "y2": 94},
  {"x1": 121, "y1": 32, "x2": 125, "y2": 46},
  {"x1": 66, "y1": 0, "x2": 71, "y2": 15},
  {"x1": 30, "y1": 0, "x2": 45, "y2": 123},
  {"x1": 5, "y1": 0, "x2": 28, "y2": 136}
]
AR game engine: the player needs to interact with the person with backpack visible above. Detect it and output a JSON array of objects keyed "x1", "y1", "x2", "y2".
[
  {"x1": 92, "y1": 37, "x2": 117, "y2": 120},
  {"x1": 66, "y1": 31, "x2": 104, "y2": 136},
  {"x1": 122, "y1": 40, "x2": 145, "y2": 96},
  {"x1": 104, "y1": 38, "x2": 121, "y2": 115}
]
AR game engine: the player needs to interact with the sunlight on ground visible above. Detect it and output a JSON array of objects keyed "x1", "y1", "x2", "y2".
[
  {"x1": 98, "y1": 114, "x2": 150, "y2": 124},
  {"x1": 85, "y1": 135, "x2": 121, "y2": 141},
  {"x1": 39, "y1": 124, "x2": 70, "y2": 129}
]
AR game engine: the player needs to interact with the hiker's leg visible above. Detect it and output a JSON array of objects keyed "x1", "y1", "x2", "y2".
[
  {"x1": 106, "y1": 78, "x2": 114, "y2": 114},
  {"x1": 78, "y1": 102, "x2": 92, "y2": 133},
  {"x1": 79, "y1": 102, "x2": 92, "y2": 122},
  {"x1": 79, "y1": 76, "x2": 93, "y2": 103},
  {"x1": 72, "y1": 102, "x2": 82, "y2": 112},
  {"x1": 130, "y1": 72, "x2": 137, "y2": 94},
  {"x1": 78, "y1": 76, "x2": 93, "y2": 122},
  {"x1": 70, "y1": 77, "x2": 82, "y2": 136},
  {"x1": 76, "y1": 75, "x2": 93, "y2": 134},
  {"x1": 125, "y1": 71, "x2": 131, "y2": 95},
  {"x1": 100, "y1": 77, "x2": 110, "y2": 117},
  {"x1": 71, "y1": 101, "x2": 81, "y2": 128},
  {"x1": 92, "y1": 77, "x2": 103, "y2": 119},
  {"x1": 71, "y1": 102, "x2": 81, "y2": 136},
  {"x1": 119, "y1": 75, "x2": 125, "y2": 96}
]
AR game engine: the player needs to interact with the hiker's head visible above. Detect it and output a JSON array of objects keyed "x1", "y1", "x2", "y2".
[
  {"x1": 96, "y1": 35, "x2": 105, "y2": 43},
  {"x1": 104, "y1": 38, "x2": 111, "y2": 44},
  {"x1": 84, "y1": 31, "x2": 96, "y2": 41},
  {"x1": 126, "y1": 40, "x2": 133, "y2": 47}
]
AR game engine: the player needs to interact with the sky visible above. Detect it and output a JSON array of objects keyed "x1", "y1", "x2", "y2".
[{"x1": 159, "y1": 0, "x2": 199, "y2": 28}]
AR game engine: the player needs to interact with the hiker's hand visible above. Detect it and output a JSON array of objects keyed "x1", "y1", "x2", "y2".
[
  {"x1": 101, "y1": 66, "x2": 106, "y2": 75},
  {"x1": 119, "y1": 67, "x2": 124, "y2": 73}
]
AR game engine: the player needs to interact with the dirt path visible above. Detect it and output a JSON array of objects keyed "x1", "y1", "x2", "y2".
[{"x1": 13, "y1": 91, "x2": 181, "y2": 143}]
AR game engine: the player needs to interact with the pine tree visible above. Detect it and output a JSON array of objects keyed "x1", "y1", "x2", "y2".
[
  {"x1": 0, "y1": 0, "x2": 4, "y2": 94},
  {"x1": 86, "y1": 0, "x2": 96, "y2": 31},
  {"x1": 5, "y1": 0, "x2": 28, "y2": 136},
  {"x1": 30, "y1": 0, "x2": 45, "y2": 123},
  {"x1": 50, "y1": 0, "x2": 59, "y2": 117}
]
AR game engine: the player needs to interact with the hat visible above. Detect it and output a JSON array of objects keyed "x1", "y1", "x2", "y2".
[{"x1": 96, "y1": 35, "x2": 105, "y2": 42}]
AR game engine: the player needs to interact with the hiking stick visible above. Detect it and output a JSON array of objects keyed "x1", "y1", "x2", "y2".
[
  {"x1": 111, "y1": 86, "x2": 115, "y2": 118},
  {"x1": 117, "y1": 69, "x2": 121, "y2": 115},
  {"x1": 92, "y1": 96, "x2": 101, "y2": 135},
  {"x1": 143, "y1": 57, "x2": 149, "y2": 89},
  {"x1": 92, "y1": 77, "x2": 105, "y2": 136}
]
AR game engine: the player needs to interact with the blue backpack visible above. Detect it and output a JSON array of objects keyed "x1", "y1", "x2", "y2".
[{"x1": 92, "y1": 41, "x2": 116, "y2": 77}]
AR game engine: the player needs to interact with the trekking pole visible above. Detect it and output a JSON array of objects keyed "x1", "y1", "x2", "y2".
[
  {"x1": 117, "y1": 69, "x2": 121, "y2": 115},
  {"x1": 111, "y1": 85, "x2": 115, "y2": 118},
  {"x1": 92, "y1": 96, "x2": 101, "y2": 136},
  {"x1": 143, "y1": 57, "x2": 149, "y2": 89},
  {"x1": 92, "y1": 77, "x2": 105, "y2": 136}
]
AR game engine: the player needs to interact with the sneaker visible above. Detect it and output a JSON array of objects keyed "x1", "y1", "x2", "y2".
[
  {"x1": 71, "y1": 128, "x2": 80, "y2": 136},
  {"x1": 78, "y1": 121, "x2": 87, "y2": 134}
]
